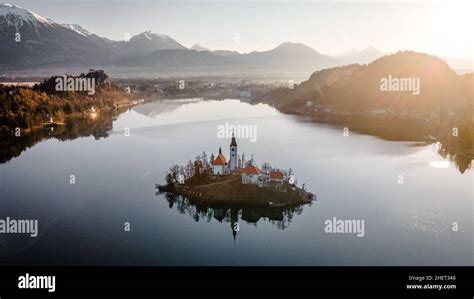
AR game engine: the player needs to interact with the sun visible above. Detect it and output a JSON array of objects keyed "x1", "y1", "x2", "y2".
[{"x1": 429, "y1": 0, "x2": 474, "y2": 58}]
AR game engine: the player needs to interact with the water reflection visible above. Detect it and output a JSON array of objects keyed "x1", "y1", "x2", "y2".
[
  {"x1": 0, "y1": 110, "x2": 119, "y2": 164},
  {"x1": 436, "y1": 145, "x2": 472, "y2": 174},
  {"x1": 160, "y1": 191, "x2": 308, "y2": 241},
  {"x1": 306, "y1": 113, "x2": 472, "y2": 174}
]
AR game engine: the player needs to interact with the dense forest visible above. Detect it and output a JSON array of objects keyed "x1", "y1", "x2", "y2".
[{"x1": 0, "y1": 70, "x2": 132, "y2": 135}]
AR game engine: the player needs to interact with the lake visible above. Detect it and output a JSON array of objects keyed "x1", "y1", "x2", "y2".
[{"x1": 0, "y1": 99, "x2": 472, "y2": 266}]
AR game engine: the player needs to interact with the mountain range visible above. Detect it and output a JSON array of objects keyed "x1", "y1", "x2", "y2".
[{"x1": 0, "y1": 4, "x2": 470, "y2": 76}]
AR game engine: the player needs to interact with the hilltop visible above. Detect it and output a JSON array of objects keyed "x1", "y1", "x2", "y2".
[{"x1": 268, "y1": 51, "x2": 473, "y2": 120}]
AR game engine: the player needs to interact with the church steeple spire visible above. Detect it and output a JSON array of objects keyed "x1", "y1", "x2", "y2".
[{"x1": 230, "y1": 130, "x2": 237, "y2": 147}]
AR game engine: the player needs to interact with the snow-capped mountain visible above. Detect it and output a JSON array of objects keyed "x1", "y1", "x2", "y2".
[
  {"x1": 0, "y1": 4, "x2": 116, "y2": 67},
  {"x1": 0, "y1": 4, "x2": 384, "y2": 73},
  {"x1": 0, "y1": 3, "x2": 54, "y2": 27},
  {"x1": 61, "y1": 24, "x2": 92, "y2": 37},
  {"x1": 118, "y1": 30, "x2": 186, "y2": 56},
  {"x1": 0, "y1": 4, "x2": 186, "y2": 69},
  {"x1": 0, "y1": 3, "x2": 470, "y2": 74}
]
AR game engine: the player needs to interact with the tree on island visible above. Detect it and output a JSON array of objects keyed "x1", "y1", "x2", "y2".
[
  {"x1": 179, "y1": 166, "x2": 185, "y2": 181},
  {"x1": 193, "y1": 158, "x2": 201, "y2": 174},
  {"x1": 288, "y1": 168, "x2": 294, "y2": 176},
  {"x1": 185, "y1": 159, "x2": 194, "y2": 180},
  {"x1": 168, "y1": 164, "x2": 180, "y2": 182},
  {"x1": 201, "y1": 151, "x2": 208, "y2": 166},
  {"x1": 248, "y1": 154, "x2": 254, "y2": 166},
  {"x1": 165, "y1": 173, "x2": 174, "y2": 185}
]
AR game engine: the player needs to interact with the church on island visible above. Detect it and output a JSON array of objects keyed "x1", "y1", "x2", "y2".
[
  {"x1": 210, "y1": 132, "x2": 285, "y2": 188},
  {"x1": 158, "y1": 133, "x2": 314, "y2": 242}
]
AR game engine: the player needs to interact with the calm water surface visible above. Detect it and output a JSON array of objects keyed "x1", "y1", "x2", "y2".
[{"x1": 0, "y1": 99, "x2": 472, "y2": 265}]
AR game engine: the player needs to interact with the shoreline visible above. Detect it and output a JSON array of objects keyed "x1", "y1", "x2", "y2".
[
  {"x1": 269, "y1": 104, "x2": 474, "y2": 159},
  {"x1": 156, "y1": 177, "x2": 314, "y2": 209}
]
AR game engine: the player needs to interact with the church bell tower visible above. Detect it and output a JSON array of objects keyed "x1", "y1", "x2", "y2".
[{"x1": 229, "y1": 131, "x2": 238, "y2": 171}]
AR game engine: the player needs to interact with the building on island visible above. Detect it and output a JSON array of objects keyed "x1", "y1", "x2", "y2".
[
  {"x1": 212, "y1": 147, "x2": 227, "y2": 175},
  {"x1": 268, "y1": 171, "x2": 285, "y2": 190},
  {"x1": 240, "y1": 165, "x2": 261, "y2": 184},
  {"x1": 212, "y1": 132, "x2": 238, "y2": 175},
  {"x1": 210, "y1": 131, "x2": 287, "y2": 188},
  {"x1": 257, "y1": 174, "x2": 269, "y2": 188},
  {"x1": 269, "y1": 171, "x2": 284, "y2": 184}
]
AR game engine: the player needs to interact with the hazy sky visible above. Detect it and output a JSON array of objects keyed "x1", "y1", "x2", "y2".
[{"x1": 7, "y1": 0, "x2": 473, "y2": 58}]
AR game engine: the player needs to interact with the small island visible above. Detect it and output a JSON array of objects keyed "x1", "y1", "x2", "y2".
[{"x1": 157, "y1": 133, "x2": 314, "y2": 208}]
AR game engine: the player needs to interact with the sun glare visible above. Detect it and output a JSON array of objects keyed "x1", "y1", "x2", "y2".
[{"x1": 429, "y1": 1, "x2": 474, "y2": 58}]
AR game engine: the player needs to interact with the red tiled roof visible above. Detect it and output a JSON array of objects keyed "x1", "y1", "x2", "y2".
[
  {"x1": 241, "y1": 165, "x2": 261, "y2": 175},
  {"x1": 270, "y1": 171, "x2": 284, "y2": 180},
  {"x1": 213, "y1": 154, "x2": 227, "y2": 166}
]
